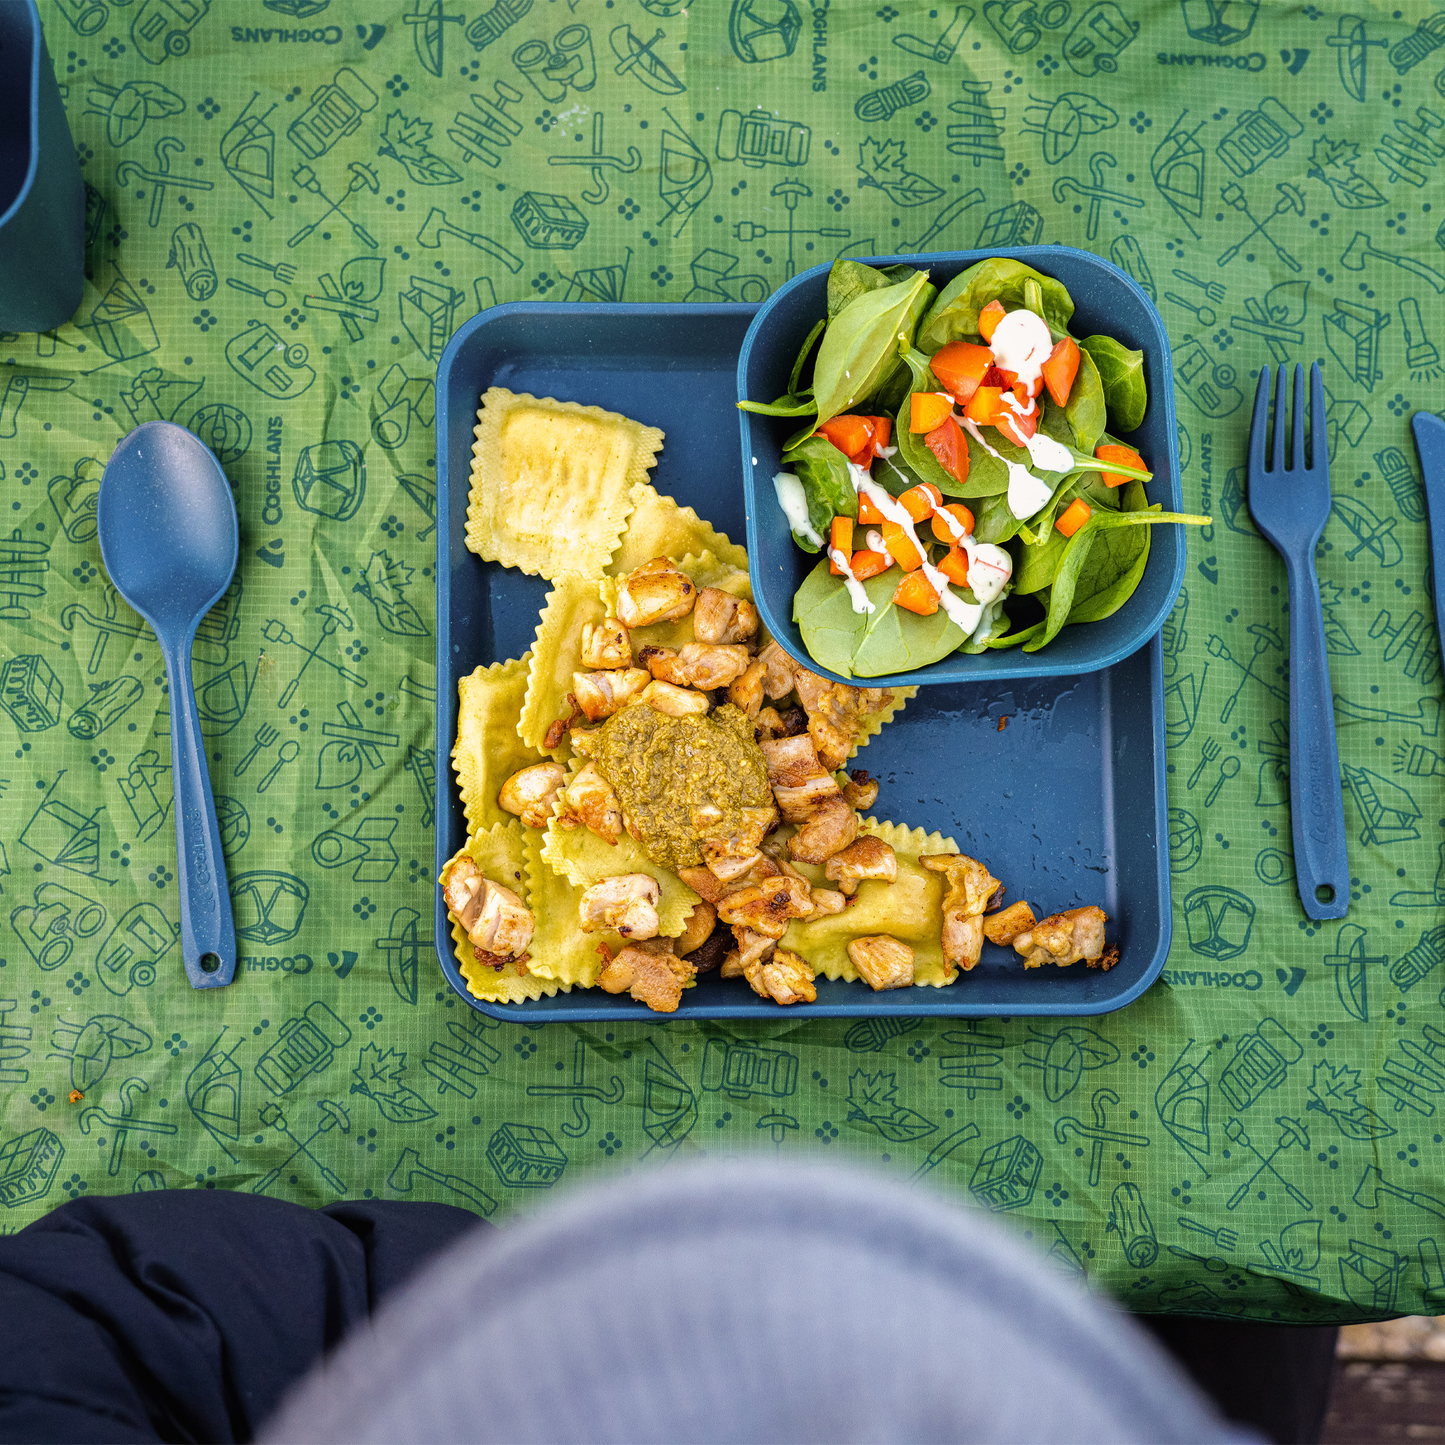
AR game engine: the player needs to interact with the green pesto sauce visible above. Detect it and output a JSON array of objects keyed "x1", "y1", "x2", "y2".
[{"x1": 593, "y1": 703, "x2": 772, "y2": 871}]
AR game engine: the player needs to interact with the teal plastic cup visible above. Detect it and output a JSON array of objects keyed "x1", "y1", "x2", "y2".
[{"x1": 0, "y1": 0, "x2": 85, "y2": 332}]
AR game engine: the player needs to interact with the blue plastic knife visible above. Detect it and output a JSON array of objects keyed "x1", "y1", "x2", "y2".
[{"x1": 1411, "y1": 410, "x2": 1445, "y2": 668}]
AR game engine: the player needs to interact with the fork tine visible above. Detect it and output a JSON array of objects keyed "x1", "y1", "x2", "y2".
[
  {"x1": 1290, "y1": 362, "x2": 1305, "y2": 473},
  {"x1": 1309, "y1": 361, "x2": 1326, "y2": 471},
  {"x1": 1271, "y1": 365, "x2": 1288, "y2": 474},
  {"x1": 1250, "y1": 365, "x2": 1272, "y2": 474}
]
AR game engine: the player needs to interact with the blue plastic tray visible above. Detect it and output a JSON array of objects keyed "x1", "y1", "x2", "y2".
[
  {"x1": 739, "y1": 247, "x2": 1184, "y2": 686},
  {"x1": 435, "y1": 302, "x2": 1171, "y2": 1020}
]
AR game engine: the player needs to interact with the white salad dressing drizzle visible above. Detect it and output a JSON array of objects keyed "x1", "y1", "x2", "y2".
[
  {"x1": 928, "y1": 504, "x2": 1012, "y2": 605},
  {"x1": 773, "y1": 471, "x2": 823, "y2": 548},
  {"x1": 844, "y1": 461, "x2": 1010, "y2": 631},
  {"x1": 961, "y1": 415, "x2": 1054, "y2": 521},
  {"x1": 865, "y1": 527, "x2": 886, "y2": 554},
  {"x1": 989, "y1": 308, "x2": 1054, "y2": 395},
  {"x1": 829, "y1": 548, "x2": 876, "y2": 613}
]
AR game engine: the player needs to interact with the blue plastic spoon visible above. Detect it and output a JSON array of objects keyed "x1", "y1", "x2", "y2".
[{"x1": 99, "y1": 423, "x2": 239, "y2": 989}]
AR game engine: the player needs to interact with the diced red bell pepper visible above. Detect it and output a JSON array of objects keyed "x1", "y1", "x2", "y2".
[
  {"x1": 1041, "y1": 336, "x2": 1080, "y2": 408},
  {"x1": 924, "y1": 415, "x2": 970, "y2": 487}
]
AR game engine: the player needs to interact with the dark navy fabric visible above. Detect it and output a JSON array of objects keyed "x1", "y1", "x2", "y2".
[{"x1": 0, "y1": 1192, "x2": 482, "y2": 1444}]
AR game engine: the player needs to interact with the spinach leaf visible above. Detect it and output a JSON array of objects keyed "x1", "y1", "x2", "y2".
[
  {"x1": 828, "y1": 259, "x2": 896, "y2": 319},
  {"x1": 788, "y1": 317, "x2": 826, "y2": 395},
  {"x1": 1063, "y1": 345, "x2": 1107, "y2": 455},
  {"x1": 1079, "y1": 334, "x2": 1147, "y2": 433},
  {"x1": 1065, "y1": 482, "x2": 1152, "y2": 622},
  {"x1": 793, "y1": 561, "x2": 969, "y2": 678},
  {"x1": 738, "y1": 394, "x2": 819, "y2": 417},
  {"x1": 782, "y1": 434, "x2": 858, "y2": 550},
  {"x1": 1022, "y1": 501, "x2": 1210, "y2": 652},
  {"x1": 971, "y1": 488, "x2": 1026, "y2": 544},
  {"x1": 916, "y1": 258, "x2": 1074, "y2": 352},
  {"x1": 792, "y1": 558, "x2": 870, "y2": 674},
  {"x1": 1014, "y1": 525, "x2": 1068, "y2": 593},
  {"x1": 812, "y1": 270, "x2": 932, "y2": 426}
]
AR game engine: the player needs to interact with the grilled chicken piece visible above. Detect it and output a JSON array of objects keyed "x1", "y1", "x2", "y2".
[
  {"x1": 442, "y1": 856, "x2": 535, "y2": 962},
  {"x1": 616, "y1": 558, "x2": 696, "y2": 628},
  {"x1": 824, "y1": 836, "x2": 897, "y2": 897},
  {"x1": 597, "y1": 939, "x2": 695, "y2": 1013},
  {"x1": 847, "y1": 935, "x2": 914, "y2": 991},
  {"x1": 572, "y1": 667, "x2": 650, "y2": 723},
  {"x1": 983, "y1": 901, "x2": 1036, "y2": 947},
  {"x1": 639, "y1": 642, "x2": 750, "y2": 691},
  {"x1": 640, "y1": 680, "x2": 711, "y2": 717},
  {"x1": 579, "y1": 873, "x2": 661, "y2": 940},
  {"x1": 757, "y1": 641, "x2": 797, "y2": 700},
  {"x1": 841, "y1": 769, "x2": 878, "y2": 811},
  {"x1": 716, "y1": 874, "x2": 814, "y2": 939},
  {"x1": 557, "y1": 762, "x2": 623, "y2": 845},
  {"x1": 678, "y1": 852, "x2": 780, "y2": 905},
  {"x1": 736, "y1": 947, "x2": 816, "y2": 1006},
  {"x1": 809, "y1": 887, "x2": 848, "y2": 916},
  {"x1": 569, "y1": 727, "x2": 599, "y2": 758},
  {"x1": 791, "y1": 668, "x2": 893, "y2": 772},
  {"x1": 1013, "y1": 906, "x2": 1108, "y2": 969},
  {"x1": 789, "y1": 795, "x2": 859, "y2": 865},
  {"x1": 580, "y1": 616, "x2": 631, "y2": 670},
  {"x1": 673, "y1": 900, "x2": 717, "y2": 956},
  {"x1": 728, "y1": 659, "x2": 766, "y2": 718},
  {"x1": 497, "y1": 761, "x2": 566, "y2": 829},
  {"x1": 722, "y1": 926, "x2": 777, "y2": 972},
  {"x1": 759, "y1": 734, "x2": 840, "y2": 821},
  {"x1": 754, "y1": 705, "x2": 807, "y2": 743},
  {"x1": 921, "y1": 854, "x2": 1004, "y2": 972},
  {"x1": 698, "y1": 805, "x2": 775, "y2": 883},
  {"x1": 693, "y1": 586, "x2": 759, "y2": 644}
]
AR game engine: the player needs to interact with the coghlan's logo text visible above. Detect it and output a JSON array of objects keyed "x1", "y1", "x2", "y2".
[
  {"x1": 1157, "y1": 50, "x2": 1266, "y2": 69},
  {"x1": 245, "y1": 954, "x2": 314, "y2": 973},
  {"x1": 812, "y1": 0, "x2": 828, "y2": 91},
  {"x1": 232, "y1": 25, "x2": 343, "y2": 44},
  {"x1": 1162, "y1": 968, "x2": 1263, "y2": 989},
  {"x1": 264, "y1": 416, "x2": 283, "y2": 525}
]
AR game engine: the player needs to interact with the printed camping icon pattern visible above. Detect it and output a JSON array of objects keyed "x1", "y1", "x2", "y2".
[{"x1": 0, "y1": 0, "x2": 1444, "y2": 1321}]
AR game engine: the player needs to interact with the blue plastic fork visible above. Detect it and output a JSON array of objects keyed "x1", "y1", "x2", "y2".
[{"x1": 1247, "y1": 363, "x2": 1348, "y2": 920}]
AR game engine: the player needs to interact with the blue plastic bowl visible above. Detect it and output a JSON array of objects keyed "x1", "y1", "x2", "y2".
[{"x1": 738, "y1": 247, "x2": 1184, "y2": 686}]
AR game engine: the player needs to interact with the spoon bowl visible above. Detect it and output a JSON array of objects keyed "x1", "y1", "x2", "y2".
[{"x1": 99, "y1": 422, "x2": 240, "y2": 989}]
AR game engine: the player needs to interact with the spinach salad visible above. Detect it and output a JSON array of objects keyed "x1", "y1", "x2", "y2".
[{"x1": 741, "y1": 257, "x2": 1208, "y2": 678}]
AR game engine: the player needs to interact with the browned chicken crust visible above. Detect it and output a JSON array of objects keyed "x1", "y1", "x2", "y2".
[
  {"x1": 847, "y1": 934, "x2": 914, "y2": 991},
  {"x1": 597, "y1": 938, "x2": 696, "y2": 1012},
  {"x1": 921, "y1": 853, "x2": 1003, "y2": 973},
  {"x1": 983, "y1": 900, "x2": 1036, "y2": 946},
  {"x1": 442, "y1": 855, "x2": 535, "y2": 964},
  {"x1": 616, "y1": 558, "x2": 696, "y2": 628},
  {"x1": 1013, "y1": 906, "x2": 1109, "y2": 969}
]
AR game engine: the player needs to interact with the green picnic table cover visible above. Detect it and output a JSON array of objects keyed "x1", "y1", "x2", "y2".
[{"x1": 1, "y1": 0, "x2": 1443, "y2": 1325}]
